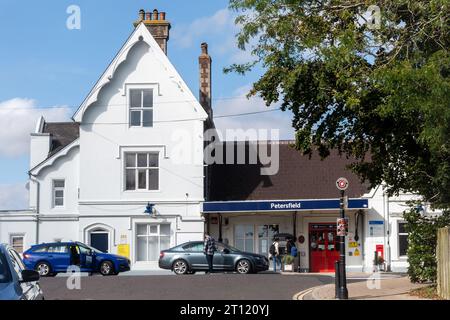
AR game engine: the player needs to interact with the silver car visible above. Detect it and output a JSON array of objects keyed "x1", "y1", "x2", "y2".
[{"x1": 159, "y1": 241, "x2": 269, "y2": 275}]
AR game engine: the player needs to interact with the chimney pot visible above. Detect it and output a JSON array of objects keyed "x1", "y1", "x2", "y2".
[
  {"x1": 201, "y1": 42, "x2": 208, "y2": 55},
  {"x1": 139, "y1": 9, "x2": 145, "y2": 21},
  {"x1": 159, "y1": 12, "x2": 166, "y2": 21},
  {"x1": 153, "y1": 9, "x2": 159, "y2": 20},
  {"x1": 146, "y1": 12, "x2": 151, "y2": 20}
]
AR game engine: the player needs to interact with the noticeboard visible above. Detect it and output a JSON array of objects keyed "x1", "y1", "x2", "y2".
[{"x1": 337, "y1": 217, "x2": 349, "y2": 236}]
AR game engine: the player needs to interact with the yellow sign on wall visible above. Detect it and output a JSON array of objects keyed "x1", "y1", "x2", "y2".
[
  {"x1": 118, "y1": 244, "x2": 130, "y2": 259},
  {"x1": 349, "y1": 241, "x2": 358, "y2": 248}
]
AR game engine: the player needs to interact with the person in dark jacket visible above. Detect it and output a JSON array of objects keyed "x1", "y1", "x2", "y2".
[{"x1": 203, "y1": 234, "x2": 216, "y2": 274}]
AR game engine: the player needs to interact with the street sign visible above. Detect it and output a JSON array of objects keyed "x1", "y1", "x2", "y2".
[{"x1": 336, "y1": 177, "x2": 349, "y2": 191}]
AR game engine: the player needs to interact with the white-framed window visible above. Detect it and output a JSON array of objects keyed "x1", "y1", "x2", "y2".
[
  {"x1": 10, "y1": 234, "x2": 24, "y2": 254},
  {"x1": 398, "y1": 221, "x2": 409, "y2": 257},
  {"x1": 235, "y1": 225, "x2": 255, "y2": 253},
  {"x1": 125, "y1": 153, "x2": 159, "y2": 191},
  {"x1": 53, "y1": 179, "x2": 65, "y2": 207},
  {"x1": 257, "y1": 224, "x2": 279, "y2": 256},
  {"x1": 129, "y1": 89, "x2": 153, "y2": 127},
  {"x1": 136, "y1": 224, "x2": 170, "y2": 262}
]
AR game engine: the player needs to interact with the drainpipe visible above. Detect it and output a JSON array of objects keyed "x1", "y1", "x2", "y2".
[{"x1": 30, "y1": 174, "x2": 40, "y2": 244}]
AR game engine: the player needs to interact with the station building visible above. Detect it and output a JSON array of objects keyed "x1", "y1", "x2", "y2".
[{"x1": 203, "y1": 143, "x2": 412, "y2": 272}]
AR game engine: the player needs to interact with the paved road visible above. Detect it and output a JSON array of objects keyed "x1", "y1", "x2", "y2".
[{"x1": 39, "y1": 272, "x2": 335, "y2": 300}]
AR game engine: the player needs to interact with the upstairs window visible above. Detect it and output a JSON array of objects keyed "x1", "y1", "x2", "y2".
[
  {"x1": 53, "y1": 180, "x2": 65, "y2": 208},
  {"x1": 130, "y1": 89, "x2": 153, "y2": 127},
  {"x1": 125, "y1": 153, "x2": 159, "y2": 191}
]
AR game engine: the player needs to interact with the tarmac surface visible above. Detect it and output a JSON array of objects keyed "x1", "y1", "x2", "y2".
[{"x1": 39, "y1": 271, "x2": 338, "y2": 300}]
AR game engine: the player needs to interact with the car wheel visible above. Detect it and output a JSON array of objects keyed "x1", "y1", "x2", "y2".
[
  {"x1": 100, "y1": 261, "x2": 114, "y2": 276},
  {"x1": 36, "y1": 262, "x2": 52, "y2": 277},
  {"x1": 173, "y1": 260, "x2": 189, "y2": 275},
  {"x1": 236, "y1": 259, "x2": 252, "y2": 274}
]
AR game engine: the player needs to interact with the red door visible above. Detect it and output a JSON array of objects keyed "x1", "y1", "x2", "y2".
[{"x1": 309, "y1": 223, "x2": 340, "y2": 272}]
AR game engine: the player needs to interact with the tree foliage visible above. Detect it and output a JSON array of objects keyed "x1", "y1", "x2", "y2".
[
  {"x1": 404, "y1": 203, "x2": 450, "y2": 283},
  {"x1": 227, "y1": 0, "x2": 450, "y2": 208}
]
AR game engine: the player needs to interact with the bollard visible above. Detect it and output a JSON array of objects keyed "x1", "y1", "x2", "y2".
[{"x1": 335, "y1": 260, "x2": 340, "y2": 299}]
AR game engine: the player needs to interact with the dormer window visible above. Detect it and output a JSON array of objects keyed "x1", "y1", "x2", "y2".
[{"x1": 130, "y1": 89, "x2": 153, "y2": 127}]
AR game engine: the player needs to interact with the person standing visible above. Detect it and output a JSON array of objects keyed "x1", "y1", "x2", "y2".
[
  {"x1": 203, "y1": 233, "x2": 216, "y2": 274},
  {"x1": 269, "y1": 238, "x2": 280, "y2": 272}
]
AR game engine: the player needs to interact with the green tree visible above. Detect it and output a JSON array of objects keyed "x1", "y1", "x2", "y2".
[{"x1": 227, "y1": 0, "x2": 450, "y2": 209}]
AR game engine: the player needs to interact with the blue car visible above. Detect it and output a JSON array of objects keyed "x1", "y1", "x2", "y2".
[
  {"x1": 0, "y1": 244, "x2": 44, "y2": 300},
  {"x1": 23, "y1": 241, "x2": 130, "y2": 277}
]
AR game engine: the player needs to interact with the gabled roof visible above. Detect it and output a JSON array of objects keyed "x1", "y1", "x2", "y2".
[
  {"x1": 72, "y1": 22, "x2": 208, "y2": 122},
  {"x1": 209, "y1": 141, "x2": 371, "y2": 201},
  {"x1": 43, "y1": 122, "x2": 80, "y2": 158}
]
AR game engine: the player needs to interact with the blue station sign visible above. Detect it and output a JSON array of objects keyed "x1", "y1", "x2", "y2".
[{"x1": 202, "y1": 198, "x2": 368, "y2": 213}]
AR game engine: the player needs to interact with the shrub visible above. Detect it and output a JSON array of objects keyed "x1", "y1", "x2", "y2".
[
  {"x1": 404, "y1": 202, "x2": 450, "y2": 283},
  {"x1": 281, "y1": 255, "x2": 295, "y2": 265}
]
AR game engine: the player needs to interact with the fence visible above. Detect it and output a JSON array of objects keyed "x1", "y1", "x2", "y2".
[{"x1": 437, "y1": 227, "x2": 450, "y2": 300}]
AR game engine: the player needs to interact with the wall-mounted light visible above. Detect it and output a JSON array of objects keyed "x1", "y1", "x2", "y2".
[{"x1": 144, "y1": 203, "x2": 157, "y2": 218}]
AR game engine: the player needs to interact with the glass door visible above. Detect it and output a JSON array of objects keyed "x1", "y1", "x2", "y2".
[{"x1": 257, "y1": 225, "x2": 279, "y2": 257}]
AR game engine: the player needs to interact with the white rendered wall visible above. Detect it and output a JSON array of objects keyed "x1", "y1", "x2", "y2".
[{"x1": 79, "y1": 41, "x2": 205, "y2": 208}]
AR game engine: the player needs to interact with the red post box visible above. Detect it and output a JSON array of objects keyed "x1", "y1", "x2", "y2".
[{"x1": 376, "y1": 244, "x2": 384, "y2": 259}]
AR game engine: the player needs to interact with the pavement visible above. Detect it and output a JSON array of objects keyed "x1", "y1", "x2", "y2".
[{"x1": 294, "y1": 273, "x2": 431, "y2": 300}]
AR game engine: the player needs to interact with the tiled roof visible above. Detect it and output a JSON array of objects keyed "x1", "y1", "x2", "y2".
[
  {"x1": 209, "y1": 141, "x2": 370, "y2": 201},
  {"x1": 42, "y1": 122, "x2": 80, "y2": 158}
]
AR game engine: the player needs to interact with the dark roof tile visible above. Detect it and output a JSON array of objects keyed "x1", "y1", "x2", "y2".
[
  {"x1": 42, "y1": 122, "x2": 80, "y2": 158},
  {"x1": 209, "y1": 141, "x2": 370, "y2": 201}
]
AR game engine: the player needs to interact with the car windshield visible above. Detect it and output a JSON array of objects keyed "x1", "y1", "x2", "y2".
[
  {"x1": 0, "y1": 252, "x2": 12, "y2": 283},
  {"x1": 78, "y1": 243, "x2": 103, "y2": 254}
]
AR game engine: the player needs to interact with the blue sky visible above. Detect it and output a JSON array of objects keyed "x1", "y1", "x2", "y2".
[{"x1": 0, "y1": 0, "x2": 295, "y2": 209}]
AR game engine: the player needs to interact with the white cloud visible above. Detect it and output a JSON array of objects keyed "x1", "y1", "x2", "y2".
[
  {"x1": 172, "y1": 9, "x2": 234, "y2": 48},
  {"x1": 213, "y1": 85, "x2": 296, "y2": 140},
  {"x1": 0, "y1": 182, "x2": 28, "y2": 210},
  {"x1": 172, "y1": 8, "x2": 253, "y2": 64},
  {"x1": 0, "y1": 98, "x2": 72, "y2": 157}
]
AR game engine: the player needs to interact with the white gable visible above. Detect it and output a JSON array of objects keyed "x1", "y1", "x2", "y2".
[{"x1": 72, "y1": 22, "x2": 207, "y2": 123}]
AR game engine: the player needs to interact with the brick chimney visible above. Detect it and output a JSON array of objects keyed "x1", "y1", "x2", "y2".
[
  {"x1": 134, "y1": 9, "x2": 171, "y2": 55},
  {"x1": 199, "y1": 43, "x2": 212, "y2": 119}
]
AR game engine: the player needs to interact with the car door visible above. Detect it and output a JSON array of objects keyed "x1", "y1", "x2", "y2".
[
  {"x1": 47, "y1": 244, "x2": 70, "y2": 272},
  {"x1": 77, "y1": 244, "x2": 94, "y2": 271},
  {"x1": 8, "y1": 249, "x2": 40, "y2": 300},
  {"x1": 184, "y1": 243, "x2": 207, "y2": 269},
  {"x1": 213, "y1": 243, "x2": 235, "y2": 271}
]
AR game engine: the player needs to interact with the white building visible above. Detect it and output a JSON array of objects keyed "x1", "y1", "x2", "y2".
[
  {"x1": 0, "y1": 8, "x2": 419, "y2": 273},
  {"x1": 0, "y1": 9, "x2": 211, "y2": 270}
]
